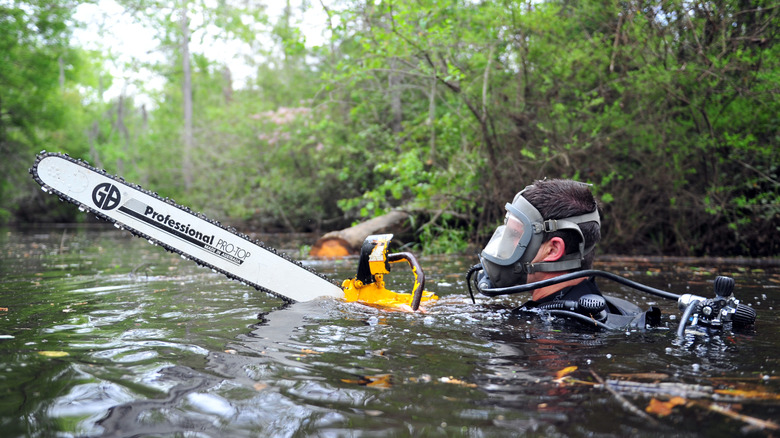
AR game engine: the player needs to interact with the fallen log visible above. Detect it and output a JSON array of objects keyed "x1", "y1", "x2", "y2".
[{"x1": 309, "y1": 210, "x2": 410, "y2": 258}]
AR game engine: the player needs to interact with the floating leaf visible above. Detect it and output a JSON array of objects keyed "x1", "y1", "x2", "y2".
[
  {"x1": 646, "y1": 397, "x2": 686, "y2": 416},
  {"x1": 341, "y1": 374, "x2": 393, "y2": 389},
  {"x1": 555, "y1": 366, "x2": 578, "y2": 380},
  {"x1": 554, "y1": 366, "x2": 580, "y2": 384},
  {"x1": 341, "y1": 378, "x2": 361, "y2": 385},
  {"x1": 439, "y1": 377, "x2": 477, "y2": 388},
  {"x1": 38, "y1": 351, "x2": 69, "y2": 358},
  {"x1": 293, "y1": 348, "x2": 321, "y2": 358},
  {"x1": 366, "y1": 374, "x2": 393, "y2": 389}
]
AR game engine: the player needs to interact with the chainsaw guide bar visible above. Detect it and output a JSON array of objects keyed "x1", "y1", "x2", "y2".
[{"x1": 30, "y1": 152, "x2": 344, "y2": 303}]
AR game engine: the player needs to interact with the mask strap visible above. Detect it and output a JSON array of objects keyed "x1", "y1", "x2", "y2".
[
  {"x1": 542, "y1": 210, "x2": 601, "y2": 233},
  {"x1": 523, "y1": 208, "x2": 600, "y2": 274},
  {"x1": 541, "y1": 208, "x2": 600, "y2": 256},
  {"x1": 525, "y1": 255, "x2": 583, "y2": 274}
]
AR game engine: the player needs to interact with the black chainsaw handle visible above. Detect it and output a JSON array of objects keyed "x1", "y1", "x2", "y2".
[{"x1": 387, "y1": 252, "x2": 426, "y2": 311}]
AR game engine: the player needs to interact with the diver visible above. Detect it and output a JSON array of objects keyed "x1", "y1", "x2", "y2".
[{"x1": 470, "y1": 179, "x2": 661, "y2": 330}]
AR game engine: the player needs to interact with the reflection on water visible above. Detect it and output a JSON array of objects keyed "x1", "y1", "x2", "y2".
[{"x1": 1, "y1": 226, "x2": 778, "y2": 437}]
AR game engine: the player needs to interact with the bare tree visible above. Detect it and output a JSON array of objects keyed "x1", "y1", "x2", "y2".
[{"x1": 180, "y1": 3, "x2": 194, "y2": 190}]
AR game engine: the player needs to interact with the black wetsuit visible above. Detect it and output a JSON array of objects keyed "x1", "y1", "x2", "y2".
[
  {"x1": 515, "y1": 278, "x2": 661, "y2": 330},
  {"x1": 533, "y1": 277, "x2": 602, "y2": 306}
]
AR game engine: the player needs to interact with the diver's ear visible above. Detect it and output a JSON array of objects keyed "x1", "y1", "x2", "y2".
[{"x1": 542, "y1": 237, "x2": 566, "y2": 262}]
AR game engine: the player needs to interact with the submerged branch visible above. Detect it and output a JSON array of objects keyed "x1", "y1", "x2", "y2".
[{"x1": 590, "y1": 370, "x2": 660, "y2": 426}]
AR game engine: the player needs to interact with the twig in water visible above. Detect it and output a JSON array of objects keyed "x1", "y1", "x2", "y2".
[
  {"x1": 59, "y1": 229, "x2": 67, "y2": 254},
  {"x1": 130, "y1": 263, "x2": 152, "y2": 280},
  {"x1": 690, "y1": 400, "x2": 779, "y2": 431},
  {"x1": 590, "y1": 370, "x2": 659, "y2": 426}
]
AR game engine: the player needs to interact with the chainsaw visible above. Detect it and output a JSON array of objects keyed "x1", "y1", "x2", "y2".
[{"x1": 30, "y1": 152, "x2": 437, "y2": 311}]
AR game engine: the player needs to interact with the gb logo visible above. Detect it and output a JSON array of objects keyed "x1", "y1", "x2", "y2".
[{"x1": 92, "y1": 183, "x2": 121, "y2": 210}]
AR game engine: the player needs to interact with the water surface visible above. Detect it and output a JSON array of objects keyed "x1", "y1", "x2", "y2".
[{"x1": 1, "y1": 226, "x2": 778, "y2": 437}]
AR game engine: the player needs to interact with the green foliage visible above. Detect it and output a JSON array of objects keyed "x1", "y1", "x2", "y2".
[
  {"x1": 2, "y1": 0, "x2": 777, "y2": 257},
  {"x1": 418, "y1": 220, "x2": 470, "y2": 256},
  {"x1": 0, "y1": 0, "x2": 92, "y2": 222}
]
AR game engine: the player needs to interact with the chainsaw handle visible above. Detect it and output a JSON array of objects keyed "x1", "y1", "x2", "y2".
[{"x1": 387, "y1": 252, "x2": 426, "y2": 311}]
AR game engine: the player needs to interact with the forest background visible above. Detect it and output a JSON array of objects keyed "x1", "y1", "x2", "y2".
[{"x1": 1, "y1": 0, "x2": 778, "y2": 257}]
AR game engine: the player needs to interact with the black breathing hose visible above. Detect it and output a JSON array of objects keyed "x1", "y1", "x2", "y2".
[
  {"x1": 541, "y1": 310, "x2": 613, "y2": 330},
  {"x1": 479, "y1": 269, "x2": 681, "y2": 302},
  {"x1": 465, "y1": 264, "x2": 482, "y2": 304}
]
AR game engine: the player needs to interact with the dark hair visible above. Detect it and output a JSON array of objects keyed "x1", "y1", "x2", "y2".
[{"x1": 522, "y1": 179, "x2": 601, "y2": 269}]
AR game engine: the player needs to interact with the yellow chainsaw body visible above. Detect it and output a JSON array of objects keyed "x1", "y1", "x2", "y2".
[{"x1": 340, "y1": 234, "x2": 438, "y2": 311}]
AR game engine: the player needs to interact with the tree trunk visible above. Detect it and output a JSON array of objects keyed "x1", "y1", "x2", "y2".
[
  {"x1": 309, "y1": 210, "x2": 410, "y2": 258},
  {"x1": 222, "y1": 66, "x2": 233, "y2": 103},
  {"x1": 115, "y1": 93, "x2": 130, "y2": 175},
  {"x1": 389, "y1": 58, "x2": 403, "y2": 137},
  {"x1": 180, "y1": 4, "x2": 194, "y2": 190}
]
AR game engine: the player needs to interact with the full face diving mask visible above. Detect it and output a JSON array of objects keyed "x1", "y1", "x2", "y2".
[{"x1": 480, "y1": 186, "x2": 600, "y2": 288}]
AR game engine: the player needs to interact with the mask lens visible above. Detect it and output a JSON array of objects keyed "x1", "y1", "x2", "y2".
[{"x1": 482, "y1": 212, "x2": 526, "y2": 263}]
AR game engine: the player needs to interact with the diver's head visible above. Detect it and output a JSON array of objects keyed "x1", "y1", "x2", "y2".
[{"x1": 480, "y1": 179, "x2": 601, "y2": 288}]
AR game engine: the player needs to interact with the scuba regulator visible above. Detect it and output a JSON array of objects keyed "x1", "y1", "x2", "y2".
[{"x1": 675, "y1": 275, "x2": 756, "y2": 337}]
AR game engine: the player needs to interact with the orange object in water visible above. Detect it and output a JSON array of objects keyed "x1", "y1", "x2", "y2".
[{"x1": 310, "y1": 238, "x2": 351, "y2": 258}]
